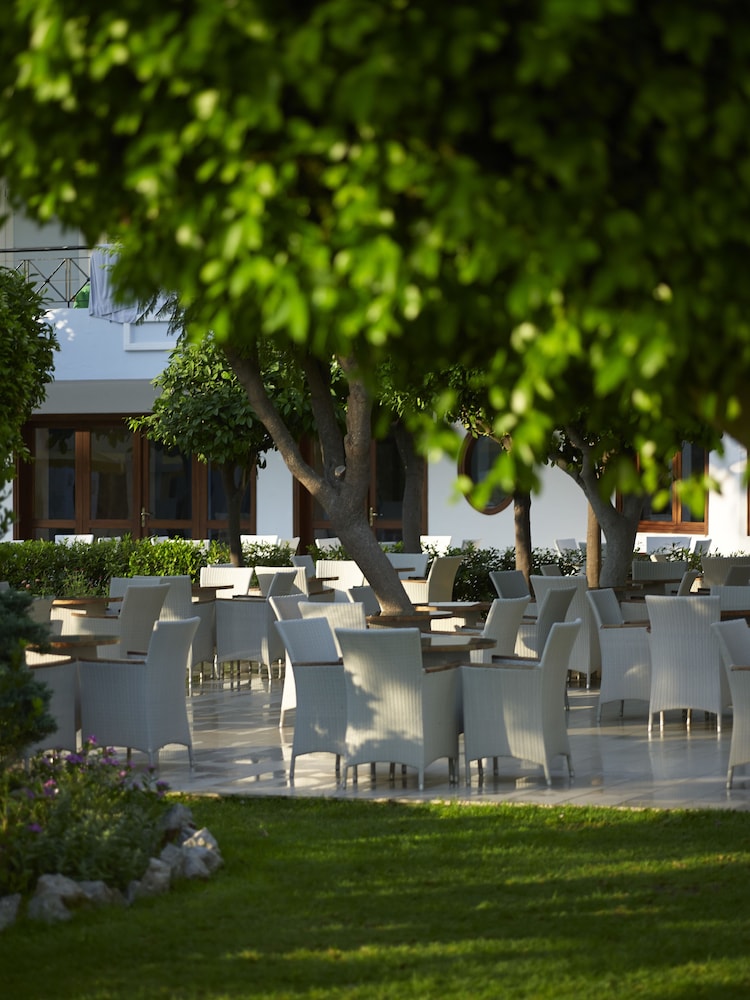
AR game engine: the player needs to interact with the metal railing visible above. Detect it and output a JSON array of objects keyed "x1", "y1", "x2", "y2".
[{"x1": 0, "y1": 245, "x2": 91, "y2": 306}]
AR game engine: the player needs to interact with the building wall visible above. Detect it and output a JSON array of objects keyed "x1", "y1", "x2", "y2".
[{"x1": 4, "y1": 305, "x2": 749, "y2": 555}]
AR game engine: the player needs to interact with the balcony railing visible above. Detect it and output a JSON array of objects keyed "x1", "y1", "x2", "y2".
[{"x1": 0, "y1": 245, "x2": 91, "y2": 307}]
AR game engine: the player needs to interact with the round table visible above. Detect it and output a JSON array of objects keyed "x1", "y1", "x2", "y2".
[
  {"x1": 420, "y1": 634, "x2": 496, "y2": 669},
  {"x1": 366, "y1": 610, "x2": 453, "y2": 632}
]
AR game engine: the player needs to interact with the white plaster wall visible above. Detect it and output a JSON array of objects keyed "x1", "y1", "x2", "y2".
[
  {"x1": 255, "y1": 450, "x2": 295, "y2": 539},
  {"x1": 44, "y1": 308, "x2": 173, "y2": 382},
  {"x1": 704, "y1": 436, "x2": 748, "y2": 554},
  {"x1": 8, "y1": 304, "x2": 750, "y2": 556},
  {"x1": 426, "y1": 455, "x2": 589, "y2": 553}
]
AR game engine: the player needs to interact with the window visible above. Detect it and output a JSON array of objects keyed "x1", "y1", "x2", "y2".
[
  {"x1": 18, "y1": 417, "x2": 257, "y2": 541},
  {"x1": 458, "y1": 435, "x2": 512, "y2": 515},
  {"x1": 638, "y1": 443, "x2": 708, "y2": 533}
]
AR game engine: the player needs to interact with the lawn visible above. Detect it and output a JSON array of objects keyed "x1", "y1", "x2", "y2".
[{"x1": 2, "y1": 796, "x2": 750, "y2": 999}]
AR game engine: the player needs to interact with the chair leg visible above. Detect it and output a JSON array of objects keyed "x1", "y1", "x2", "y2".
[{"x1": 727, "y1": 764, "x2": 734, "y2": 789}]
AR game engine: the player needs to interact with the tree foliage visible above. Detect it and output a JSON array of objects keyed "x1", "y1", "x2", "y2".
[
  {"x1": 0, "y1": 268, "x2": 58, "y2": 520},
  {"x1": 3, "y1": 1, "x2": 750, "y2": 593}
]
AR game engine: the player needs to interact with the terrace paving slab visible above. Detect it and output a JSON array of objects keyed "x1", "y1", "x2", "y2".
[{"x1": 146, "y1": 673, "x2": 750, "y2": 811}]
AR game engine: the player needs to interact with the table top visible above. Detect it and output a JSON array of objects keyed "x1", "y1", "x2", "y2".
[
  {"x1": 53, "y1": 596, "x2": 121, "y2": 608},
  {"x1": 47, "y1": 633, "x2": 120, "y2": 649},
  {"x1": 421, "y1": 634, "x2": 495, "y2": 653},
  {"x1": 367, "y1": 609, "x2": 453, "y2": 630},
  {"x1": 417, "y1": 601, "x2": 491, "y2": 613}
]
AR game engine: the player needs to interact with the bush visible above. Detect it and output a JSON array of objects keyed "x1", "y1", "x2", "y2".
[
  {"x1": 0, "y1": 538, "x2": 302, "y2": 596},
  {"x1": 0, "y1": 589, "x2": 57, "y2": 767},
  {"x1": 0, "y1": 538, "x2": 135, "y2": 596},
  {"x1": 0, "y1": 739, "x2": 171, "y2": 895}
]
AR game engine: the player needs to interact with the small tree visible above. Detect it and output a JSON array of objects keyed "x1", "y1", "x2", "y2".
[
  {"x1": 131, "y1": 335, "x2": 311, "y2": 565},
  {"x1": 0, "y1": 268, "x2": 58, "y2": 533}
]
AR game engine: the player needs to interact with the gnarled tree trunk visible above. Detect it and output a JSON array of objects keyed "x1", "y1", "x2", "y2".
[
  {"x1": 393, "y1": 418, "x2": 425, "y2": 554},
  {"x1": 226, "y1": 348, "x2": 412, "y2": 614},
  {"x1": 513, "y1": 491, "x2": 532, "y2": 584}
]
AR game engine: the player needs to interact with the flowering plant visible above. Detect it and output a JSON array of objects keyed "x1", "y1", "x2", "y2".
[{"x1": 0, "y1": 738, "x2": 171, "y2": 895}]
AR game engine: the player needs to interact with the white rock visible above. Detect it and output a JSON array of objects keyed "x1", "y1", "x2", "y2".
[{"x1": 0, "y1": 894, "x2": 21, "y2": 931}]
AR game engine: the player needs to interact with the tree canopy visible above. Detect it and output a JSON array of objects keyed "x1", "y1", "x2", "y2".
[
  {"x1": 2, "y1": 1, "x2": 750, "y2": 492},
  {"x1": 0, "y1": 267, "x2": 58, "y2": 528}
]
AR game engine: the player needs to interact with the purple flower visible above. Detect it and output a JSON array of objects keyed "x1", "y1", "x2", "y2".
[
  {"x1": 43, "y1": 780, "x2": 57, "y2": 797},
  {"x1": 27, "y1": 823, "x2": 42, "y2": 834},
  {"x1": 65, "y1": 753, "x2": 84, "y2": 765}
]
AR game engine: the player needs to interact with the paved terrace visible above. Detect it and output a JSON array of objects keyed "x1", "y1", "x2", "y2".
[{"x1": 143, "y1": 671, "x2": 750, "y2": 812}]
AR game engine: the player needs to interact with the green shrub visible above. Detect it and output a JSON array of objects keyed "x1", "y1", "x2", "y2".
[
  {"x1": 0, "y1": 589, "x2": 57, "y2": 768},
  {"x1": 0, "y1": 739, "x2": 171, "y2": 894},
  {"x1": 0, "y1": 538, "x2": 134, "y2": 596}
]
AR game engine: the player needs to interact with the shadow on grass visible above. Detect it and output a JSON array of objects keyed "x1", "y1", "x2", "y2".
[{"x1": 3, "y1": 797, "x2": 750, "y2": 999}]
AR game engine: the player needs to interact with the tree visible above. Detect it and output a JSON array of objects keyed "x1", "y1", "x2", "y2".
[
  {"x1": 130, "y1": 335, "x2": 282, "y2": 565},
  {"x1": 0, "y1": 267, "x2": 58, "y2": 532},
  {"x1": 3, "y1": 2, "x2": 750, "y2": 564}
]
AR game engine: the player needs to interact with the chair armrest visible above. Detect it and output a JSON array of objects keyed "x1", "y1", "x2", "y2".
[
  {"x1": 294, "y1": 659, "x2": 343, "y2": 667},
  {"x1": 78, "y1": 656, "x2": 146, "y2": 665},
  {"x1": 601, "y1": 622, "x2": 649, "y2": 629},
  {"x1": 731, "y1": 665, "x2": 750, "y2": 672},
  {"x1": 407, "y1": 576, "x2": 427, "y2": 582}
]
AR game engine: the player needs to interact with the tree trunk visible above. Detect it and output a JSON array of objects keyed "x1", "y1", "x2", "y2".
[
  {"x1": 513, "y1": 492, "x2": 532, "y2": 584},
  {"x1": 597, "y1": 495, "x2": 644, "y2": 586},
  {"x1": 556, "y1": 428, "x2": 645, "y2": 588},
  {"x1": 393, "y1": 418, "x2": 425, "y2": 553},
  {"x1": 220, "y1": 462, "x2": 250, "y2": 567},
  {"x1": 225, "y1": 347, "x2": 412, "y2": 614},
  {"x1": 586, "y1": 503, "x2": 601, "y2": 588}
]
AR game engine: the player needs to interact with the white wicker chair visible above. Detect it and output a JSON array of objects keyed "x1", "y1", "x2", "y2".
[
  {"x1": 461, "y1": 619, "x2": 581, "y2": 786},
  {"x1": 401, "y1": 555, "x2": 463, "y2": 606},
  {"x1": 710, "y1": 585, "x2": 750, "y2": 612},
  {"x1": 274, "y1": 617, "x2": 345, "y2": 780},
  {"x1": 539, "y1": 563, "x2": 563, "y2": 577},
  {"x1": 215, "y1": 598, "x2": 280, "y2": 684},
  {"x1": 132, "y1": 574, "x2": 216, "y2": 679},
  {"x1": 24, "y1": 628, "x2": 78, "y2": 756},
  {"x1": 515, "y1": 587, "x2": 576, "y2": 658},
  {"x1": 74, "y1": 582, "x2": 169, "y2": 659},
  {"x1": 711, "y1": 619, "x2": 750, "y2": 787},
  {"x1": 586, "y1": 588, "x2": 651, "y2": 722},
  {"x1": 645, "y1": 595, "x2": 728, "y2": 733},
  {"x1": 298, "y1": 601, "x2": 367, "y2": 655},
  {"x1": 292, "y1": 554, "x2": 315, "y2": 578},
  {"x1": 385, "y1": 552, "x2": 429, "y2": 579},
  {"x1": 199, "y1": 565, "x2": 253, "y2": 598},
  {"x1": 346, "y1": 585, "x2": 381, "y2": 616},
  {"x1": 529, "y1": 576, "x2": 599, "y2": 687},
  {"x1": 314, "y1": 559, "x2": 365, "y2": 596},
  {"x1": 254, "y1": 567, "x2": 298, "y2": 598},
  {"x1": 336, "y1": 627, "x2": 460, "y2": 791},
  {"x1": 275, "y1": 611, "x2": 341, "y2": 725},
  {"x1": 79, "y1": 617, "x2": 199, "y2": 767},
  {"x1": 490, "y1": 570, "x2": 530, "y2": 600},
  {"x1": 459, "y1": 596, "x2": 529, "y2": 663}
]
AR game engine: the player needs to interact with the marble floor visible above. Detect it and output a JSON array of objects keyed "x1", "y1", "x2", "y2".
[{"x1": 150, "y1": 670, "x2": 750, "y2": 812}]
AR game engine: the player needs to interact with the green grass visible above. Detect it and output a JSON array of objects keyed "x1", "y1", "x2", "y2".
[{"x1": 3, "y1": 796, "x2": 750, "y2": 998}]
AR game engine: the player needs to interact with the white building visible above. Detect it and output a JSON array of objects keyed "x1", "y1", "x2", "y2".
[{"x1": 2, "y1": 204, "x2": 746, "y2": 555}]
